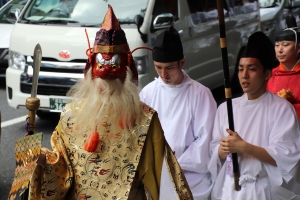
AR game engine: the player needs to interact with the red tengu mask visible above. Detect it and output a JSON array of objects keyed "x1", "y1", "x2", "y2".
[
  {"x1": 92, "y1": 53, "x2": 127, "y2": 82},
  {"x1": 84, "y1": 4, "x2": 138, "y2": 84}
]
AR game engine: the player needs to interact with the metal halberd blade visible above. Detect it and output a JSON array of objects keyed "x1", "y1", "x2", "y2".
[{"x1": 31, "y1": 43, "x2": 42, "y2": 98}]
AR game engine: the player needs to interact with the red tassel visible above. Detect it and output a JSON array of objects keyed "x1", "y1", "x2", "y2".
[
  {"x1": 84, "y1": 127, "x2": 99, "y2": 152},
  {"x1": 119, "y1": 118, "x2": 124, "y2": 129}
]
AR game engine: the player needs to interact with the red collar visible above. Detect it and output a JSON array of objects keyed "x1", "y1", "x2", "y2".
[{"x1": 278, "y1": 62, "x2": 300, "y2": 72}]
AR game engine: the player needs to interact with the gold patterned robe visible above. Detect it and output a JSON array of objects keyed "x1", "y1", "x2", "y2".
[{"x1": 27, "y1": 103, "x2": 193, "y2": 200}]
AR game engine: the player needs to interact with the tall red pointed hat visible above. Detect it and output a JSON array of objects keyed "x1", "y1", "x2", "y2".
[{"x1": 93, "y1": 4, "x2": 130, "y2": 54}]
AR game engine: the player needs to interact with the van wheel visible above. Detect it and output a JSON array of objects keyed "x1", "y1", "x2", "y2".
[{"x1": 36, "y1": 110, "x2": 60, "y2": 120}]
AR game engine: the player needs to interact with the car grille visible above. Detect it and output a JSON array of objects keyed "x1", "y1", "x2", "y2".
[
  {"x1": 21, "y1": 83, "x2": 71, "y2": 96},
  {"x1": 26, "y1": 58, "x2": 86, "y2": 73}
]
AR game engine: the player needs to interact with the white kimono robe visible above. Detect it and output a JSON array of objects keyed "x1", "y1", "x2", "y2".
[
  {"x1": 209, "y1": 92, "x2": 300, "y2": 200},
  {"x1": 140, "y1": 71, "x2": 217, "y2": 200}
]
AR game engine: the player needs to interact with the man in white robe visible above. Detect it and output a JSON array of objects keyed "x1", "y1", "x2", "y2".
[
  {"x1": 209, "y1": 31, "x2": 300, "y2": 200},
  {"x1": 139, "y1": 26, "x2": 217, "y2": 200}
]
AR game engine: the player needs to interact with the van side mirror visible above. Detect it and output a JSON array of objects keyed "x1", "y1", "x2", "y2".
[
  {"x1": 7, "y1": 8, "x2": 20, "y2": 24},
  {"x1": 153, "y1": 13, "x2": 174, "y2": 30},
  {"x1": 134, "y1": 14, "x2": 144, "y2": 27},
  {"x1": 134, "y1": 15, "x2": 147, "y2": 43}
]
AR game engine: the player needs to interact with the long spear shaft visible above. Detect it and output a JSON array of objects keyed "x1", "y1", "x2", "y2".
[{"x1": 216, "y1": 0, "x2": 241, "y2": 191}]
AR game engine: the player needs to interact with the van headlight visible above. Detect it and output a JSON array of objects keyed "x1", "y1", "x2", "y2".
[
  {"x1": 9, "y1": 50, "x2": 26, "y2": 70},
  {"x1": 134, "y1": 56, "x2": 148, "y2": 75}
]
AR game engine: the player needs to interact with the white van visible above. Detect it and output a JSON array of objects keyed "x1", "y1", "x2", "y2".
[
  {"x1": 0, "y1": 0, "x2": 27, "y2": 78},
  {"x1": 6, "y1": 0, "x2": 260, "y2": 118},
  {"x1": 260, "y1": 0, "x2": 300, "y2": 43}
]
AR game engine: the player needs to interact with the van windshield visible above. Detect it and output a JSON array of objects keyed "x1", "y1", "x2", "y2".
[
  {"x1": 259, "y1": 0, "x2": 281, "y2": 8},
  {"x1": 0, "y1": 0, "x2": 28, "y2": 24},
  {"x1": 21, "y1": 0, "x2": 148, "y2": 26}
]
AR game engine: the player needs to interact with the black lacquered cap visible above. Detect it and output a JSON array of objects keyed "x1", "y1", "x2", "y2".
[
  {"x1": 241, "y1": 31, "x2": 276, "y2": 70},
  {"x1": 152, "y1": 26, "x2": 184, "y2": 62},
  {"x1": 275, "y1": 15, "x2": 300, "y2": 42}
]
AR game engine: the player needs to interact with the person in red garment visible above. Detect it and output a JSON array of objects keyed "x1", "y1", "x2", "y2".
[{"x1": 266, "y1": 14, "x2": 300, "y2": 120}]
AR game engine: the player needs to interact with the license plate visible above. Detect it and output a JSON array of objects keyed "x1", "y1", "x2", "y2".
[{"x1": 49, "y1": 97, "x2": 68, "y2": 112}]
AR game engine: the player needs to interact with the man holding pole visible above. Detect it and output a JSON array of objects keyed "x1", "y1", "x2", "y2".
[{"x1": 209, "y1": 31, "x2": 300, "y2": 200}]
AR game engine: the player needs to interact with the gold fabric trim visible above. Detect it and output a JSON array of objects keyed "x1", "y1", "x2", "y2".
[
  {"x1": 93, "y1": 45, "x2": 130, "y2": 53},
  {"x1": 9, "y1": 133, "x2": 43, "y2": 200},
  {"x1": 165, "y1": 142, "x2": 194, "y2": 200}
]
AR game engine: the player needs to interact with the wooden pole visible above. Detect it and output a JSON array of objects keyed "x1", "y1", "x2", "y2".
[
  {"x1": 216, "y1": 0, "x2": 241, "y2": 191},
  {"x1": 25, "y1": 97, "x2": 40, "y2": 135},
  {"x1": 21, "y1": 97, "x2": 39, "y2": 200},
  {"x1": 21, "y1": 44, "x2": 42, "y2": 200}
]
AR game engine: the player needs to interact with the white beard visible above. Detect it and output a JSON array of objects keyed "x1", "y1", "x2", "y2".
[{"x1": 66, "y1": 68, "x2": 142, "y2": 134}]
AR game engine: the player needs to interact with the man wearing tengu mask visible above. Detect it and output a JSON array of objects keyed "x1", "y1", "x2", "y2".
[
  {"x1": 17, "y1": 5, "x2": 193, "y2": 200},
  {"x1": 209, "y1": 31, "x2": 300, "y2": 200},
  {"x1": 140, "y1": 26, "x2": 217, "y2": 200}
]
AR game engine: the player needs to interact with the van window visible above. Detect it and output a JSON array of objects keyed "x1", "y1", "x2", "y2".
[
  {"x1": 21, "y1": 0, "x2": 148, "y2": 25},
  {"x1": 259, "y1": 0, "x2": 281, "y2": 8},
  {"x1": 232, "y1": 0, "x2": 259, "y2": 15},
  {"x1": 187, "y1": 0, "x2": 231, "y2": 24},
  {"x1": 0, "y1": 0, "x2": 27, "y2": 23},
  {"x1": 152, "y1": 0, "x2": 178, "y2": 21}
]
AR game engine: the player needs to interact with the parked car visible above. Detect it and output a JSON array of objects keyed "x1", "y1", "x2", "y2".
[
  {"x1": 0, "y1": 0, "x2": 27, "y2": 78},
  {"x1": 260, "y1": 0, "x2": 300, "y2": 44},
  {"x1": 6, "y1": 0, "x2": 260, "y2": 118}
]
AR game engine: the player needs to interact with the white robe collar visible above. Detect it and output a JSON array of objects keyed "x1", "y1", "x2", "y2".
[{"x1": 156, "y1": 70, "x2": 193, "y2": 88}]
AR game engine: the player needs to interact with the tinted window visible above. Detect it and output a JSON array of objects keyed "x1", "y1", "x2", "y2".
[
  {"x1": 187, "y1": 0, "x2": 231, "y2": 24},
  {"x1": 0, "y1": 0, "x2": 27, "y2": 23},
  {"x1": 259, "y1": 0, "x2": 281, "y2": 8},
  {"x1": 187, "y1": 0, "x2": 258, "y2": 24},
  {"x1": 232, "y1": 0, "x2": 258, "y2": 15},
  {"x1": 152, "y1": 0, "x2": 178, "y2": 21}
]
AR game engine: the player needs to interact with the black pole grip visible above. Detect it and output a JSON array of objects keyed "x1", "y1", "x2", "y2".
[{"x1": 216, "y1": 0, "x2": 241, "y2": 191}]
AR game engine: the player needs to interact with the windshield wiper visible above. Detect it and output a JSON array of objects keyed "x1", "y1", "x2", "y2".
[
  {"x1": 119, "y1": 21, "x2": 135, "y2": 24},
  {"x1": 80, "y1": 23, "x2": 102, "y2": 27},
  {"x1": 46, "y1": 20, "x2": 80, "y2": 24},
  {"x1": 23, "y1": 19, "x2": 79, "y2": 24}
]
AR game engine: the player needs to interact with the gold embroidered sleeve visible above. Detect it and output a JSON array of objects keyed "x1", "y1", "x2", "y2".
[
  {"x1": 29, "y1": 122, "x2": 73, "y2": 200},
  {"x1": 138, "y1": 113, "x2": 165, "y2": 200}
]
